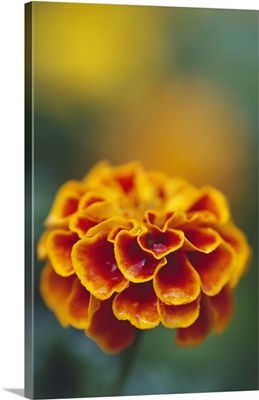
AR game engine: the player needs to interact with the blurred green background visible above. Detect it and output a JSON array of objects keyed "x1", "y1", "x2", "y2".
[{"x1": 27, "y1": 2, "x2": 258, "y2": 398}]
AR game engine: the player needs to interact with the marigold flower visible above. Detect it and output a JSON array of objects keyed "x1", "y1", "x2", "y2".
[{"x1": 38, "y1": 161, "x2": 251, "y2": 353}]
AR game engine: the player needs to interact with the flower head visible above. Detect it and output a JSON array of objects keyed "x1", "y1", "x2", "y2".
[{"x1": 38, "y1": 161, "x2": 251, "y2": 353}]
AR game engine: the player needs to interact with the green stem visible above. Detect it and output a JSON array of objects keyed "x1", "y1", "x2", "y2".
[{"x1": 108, "y1": 331, "x2": 142, "y2": 396}]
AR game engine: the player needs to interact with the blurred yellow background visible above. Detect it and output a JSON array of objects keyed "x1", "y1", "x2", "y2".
[
  {"x1": 28, "y1": 2, "x2": 258, "y2": 398},
  {"x1": 34, "y1": 2, "x2": 171, "y2": 111}
]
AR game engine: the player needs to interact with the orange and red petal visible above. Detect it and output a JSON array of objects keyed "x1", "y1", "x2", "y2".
[
  {"x1": 217, "y1": 222, "x2": 252, "y2": 288},
  {"x1": 82, "y1": 160, "x2": 111, "y2": 185},
  {"x1": 39, "y1": 263, "x2": 75, "y2": 327},
  {"x1": 84, "y1": 216, "x2": 135, "y2": 241},
  {"x1": 85, "y1": 297, "x2": 136, "y2": 354},
  {"x1": 146, "y1": 210, "x2": 175, "y2": 232},
  {"x1": 114, "y1": 230, "x2": 166, "y2": 282},
  {"x1": 188, "y1": 241, "x2": 235, "y2": 297},
  {"x1": 183, "y1": 227, "x2": 221, "y2": 253},
  {"x1": 146, "y1": 171, "x2": 182, "y2": 205},
  {"x1": 77, "y1": 190, "x2": 106, "y2": 210},
  {"x1": 209, "y1": 285, "x2": 234, "y2": 334},
  {"x1": 158, "y1": 296, "x2": 201, "y2": 329},
  {"x1": 66, "y1": 278, "x2": 91, "y2": 329},
  {"x1": 68, "y1": 211, "x2": 97, "y2": 238},
  {"x1": 137, "y1": 226, "x2": 184, "y2": 259},
  {"x1": 175, "y1": 295, "x2": 213, "y2": 346},
  {"x1": 187, "y1": 186, "x2": 230, "y2": 224},
  {"x1": 71, "y1": 233, "x2": 129, "y2": 300},
  {"x1": 45, "y1": 180, "x2": 86, "y2": 227},
  {"x1": 46, "y1": 229, "x2": 78, "y2": 276},
  {"x1": 109, "y1": 161, "x2": 145, "y2": 196},
  {"x1": 37, "y1": 229, "x2": 52, "y2": 260},
  {"x1": 113, "y1": 282, "x2": 160, "y2": 329},
  {"x1": 80, "y1": 200, "x2": 122, "y2": 223},
  {"x1": 164, "y1": 180, "x2": 199, "y2": 212},
  {"x1": 154, "y1": 252, "x2": 201, "y2": 305}
]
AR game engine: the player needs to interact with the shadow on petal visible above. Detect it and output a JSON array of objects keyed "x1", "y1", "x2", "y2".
[
  {"x1": 66, "y1": 279, "x2": 91, "y2": 329},
  {"x1": 209, "y1": 285, "x2": 234, "y2": 335},
  {"x1": 175, "y1": 295, "x2": 213, "y2": 346},
  {"x1": 86, "y1": 296, "x2": 136, "y2": 354}
]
